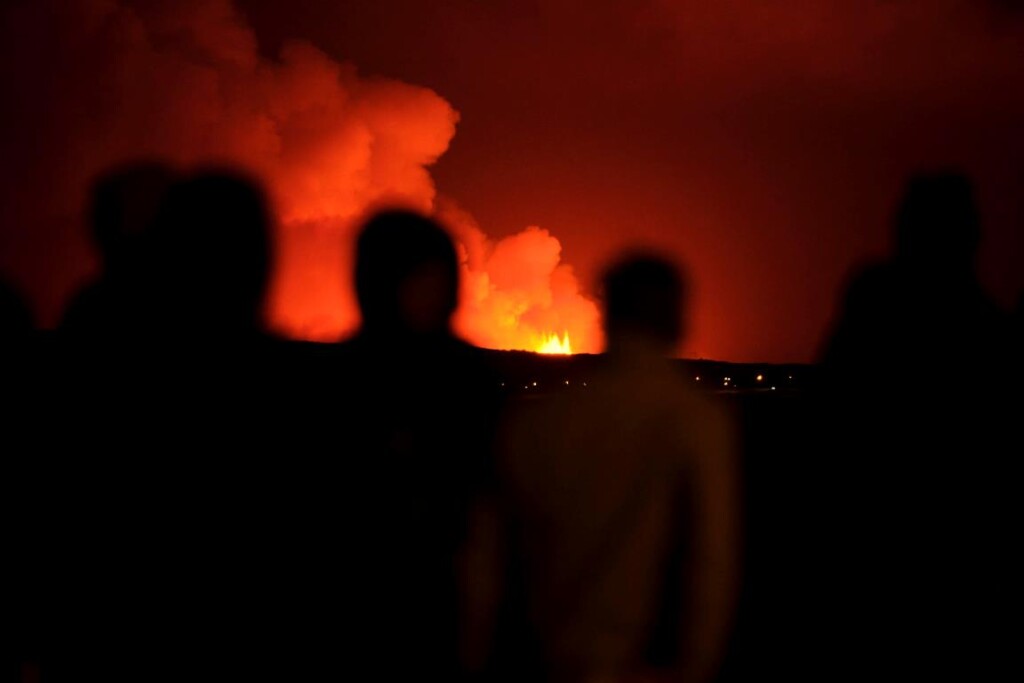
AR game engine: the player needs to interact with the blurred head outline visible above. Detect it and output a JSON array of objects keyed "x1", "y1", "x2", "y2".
[
  {"x1": 602, "y1": 253, "x2": 686, "y2": 355},
  {"x1": 354, "y1": 209, "x2": 459, "y2": 337}
]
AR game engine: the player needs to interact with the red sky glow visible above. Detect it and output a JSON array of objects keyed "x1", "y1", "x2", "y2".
[{"x1": 2, "y1": 0, "x2": 1022, "y2": 360}]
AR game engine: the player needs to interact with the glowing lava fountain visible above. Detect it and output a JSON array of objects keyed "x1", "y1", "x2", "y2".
[{"x1": 536, "y1": 332, "x2": 573, "y2": 355}]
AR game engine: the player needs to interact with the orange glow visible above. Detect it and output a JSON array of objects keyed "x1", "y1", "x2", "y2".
[
  {"x1": 536, "y1": 332, "x2": 573, "y2": 355},
  {"x1": 7, "y1": 0, "x2": 604, "y2": 353},
  {"x1": 445, "y1": 207, "x2": 602, "y2": 354}
]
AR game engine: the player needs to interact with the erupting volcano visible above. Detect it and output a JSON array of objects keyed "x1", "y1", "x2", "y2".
[
  {"x1": 0, "y1": 0, "x2": 602, "y2": 355},
  {"x1": 536, "y1": 332, "x2": 573, "y2": 355},
  {"x1": 6, "y1": 1, "x2": 1022, "y2": 363}
]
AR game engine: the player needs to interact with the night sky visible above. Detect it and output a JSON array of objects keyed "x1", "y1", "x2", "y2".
[{"x1": 2, "y1": 0, "x2": 1022, "y2": 361}]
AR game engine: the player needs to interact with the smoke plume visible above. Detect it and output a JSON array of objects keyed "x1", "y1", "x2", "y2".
[{"x1": 0, "y1": 0, "x2": 601, "y2": 351}]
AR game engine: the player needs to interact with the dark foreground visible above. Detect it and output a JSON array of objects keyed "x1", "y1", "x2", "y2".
[{"x1": 5, "y1": 340, "x2": 1016, "y2": 682}]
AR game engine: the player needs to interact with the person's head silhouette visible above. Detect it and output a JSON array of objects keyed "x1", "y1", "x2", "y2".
[
  {"x1": 89, "y1": 161, "x2": 177, "y2": 274},
  {"x1": 602, "y1": 254, "x2": 685, "y2": 357},
  {"x1": 354, "y1": 210, "x2": 459, "y2": 339},
  {"x1": 894, "y1": 172, "x2": 980, "y2": 276},
  {"x1": 149, "y1": 169, "x2": 271, "y2": 337}
]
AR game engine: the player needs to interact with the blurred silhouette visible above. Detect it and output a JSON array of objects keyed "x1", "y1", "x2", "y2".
[
  {"x1": 354, "y1": 209, "x2": 461, "y2": 339},
  {"x1": 822, "y1": 172, "x2": 1008, "y2": 388},
  {"x1": 817, "y1": 171, "x2": 1015, "y2": 680},
  {"x1": 54, "y1": 167, "x2": 279, "y2": 434},
  {"x1": 146, "y1": 169, "x2": 272, "y2": 342},
  {"x1": 14, "y1": 154, "x2": 1015, "y2": 683},
  {"x1": 1, "y1": 276, "x2": 36, "y2": 629},
  {"x1": 493, "y1": 255, "x2": 740, "y2": 683},
  {"x1": 60, "y1": 161, "x2": 176, "y2": 337},
  {"x1": 22, "y1": 178, "x2": 505, "y2": 683},
  {"x1": 25, "y1": 168, "x2": 292, "y2": 683},
  {"x1": 318, "y1": 210, "x2": 502, "y2": 681}
]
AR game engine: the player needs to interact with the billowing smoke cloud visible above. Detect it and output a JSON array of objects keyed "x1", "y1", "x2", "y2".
[
  {"x1": 439, "y1": 200, "x2": 602, "y2": 352},
  {"x1": 0, "y1": 0, "x2": 600, "y2": 351},
  {"x1": 260, "y1": 0, "x2": 1021, "y2": 362}
]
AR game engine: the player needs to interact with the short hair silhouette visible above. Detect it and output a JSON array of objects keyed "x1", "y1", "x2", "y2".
[
  {"x1": 61, "y1": 161, "x2": 177, "y2": 335},
  {"x1": 602, "y1": 254, "x2": 685, "y2": 346},
  {"x1": 497, "y1": 253, "x2": 738, "y2": 683},
  {"x1": 895, "y1": 171, "x2": 980, "y2": 271},
  {"x1": 150, "y1": 169, "x2": 271, "y2": 335},
  {"x1": 89, "y1": 161, "x2": 177, "y2": 269},
  {"x1": 354, "y1": 210, "x2": 458, "y2": 335}
]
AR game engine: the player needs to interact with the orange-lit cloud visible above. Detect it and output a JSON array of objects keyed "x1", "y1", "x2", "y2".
[
  {"x1": 440, "y1": 200, "x2": 601, "y2": 353},
  {"x1": 258, "y1": 0, "x2": 1022, "y2": 362},
  {"x1": 0, "y1": 0, "x2": 600, "y2": 352}
]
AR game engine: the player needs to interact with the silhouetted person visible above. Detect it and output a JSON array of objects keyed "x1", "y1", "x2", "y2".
[
  {"x1": 146, "y1": 169, "x2": 272, "y2": 343},
  {"x1": 1, "y1": 274, "x2": 36, "y2": 594},
  {"x1": 55, "y1": 167, "x2": 278, "y2": 448},
  {"x1": 132, "y1": 169, "x2": 287, "y2": 680},
  {"x1": 302, "y1": 210, "x2": 502, "y2": 681},
  {"x1": 494, "y1": 255, "x2": 740, "y2": 683},
  {"x1": 822, "y1": 172, "x2": 1008, "y2": 390},
  {"x1": 3, "y1": 278, "x2": 44, "y2": 683},
  {"x1": 31, "y1": 169, "x2": 290, "y2": 683},
  {"x1": 816, "y1": 172, "x2": 1015, "y2": 680},
  {"x1": 60, "y1": 161, "x2": 176, "y2": 337}
]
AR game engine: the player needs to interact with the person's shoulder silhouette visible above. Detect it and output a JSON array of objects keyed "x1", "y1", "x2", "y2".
[
  {"x1": 822, "y1": 171, "x2": 1006, "y2": 390},
  {"x1": 815, "y1": 171, "x2": 1015, "y2": 680},
  {"x1": 338, "y1": 205, "x2": 498, "y2": 473},
  {"x1": 309, "y1": 208, "x2": 500, "y2": 680},
  {"x1": 495, "y1": 253, "x2": 739, "y2": 683},
  {"x1": 60, "y1": 161, "x2": 176, "y2": 337}
]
